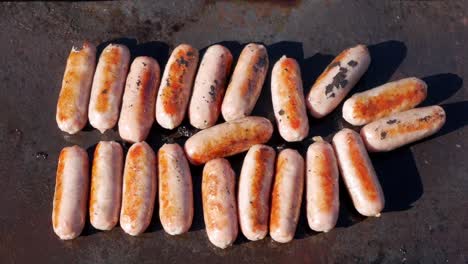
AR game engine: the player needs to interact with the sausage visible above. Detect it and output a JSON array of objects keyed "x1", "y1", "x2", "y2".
[
  {"x1": 88, "y1": 44, "x2": 130, "y2": 133},
  {"x1": 221, "y1": 43, "x2": 269, "y2": 121},
  {"x1": 156, "y1": 44, "x2": 199, "y2": 129},
  {"x1": 238, "y1": 144, "x2": 276, "y2": 241},
  {"x1": 56, "y1": 41, "x2": 96, "y2": 134},
  {"x1": 189, "y1": 45, "x2": 233, "y2": 129},
  {"x1": 89, "y1": 141, "x2": 123, "y2": 231},
  {"x1": 332, "y1": 128, "x2": 384, "y2": 217},
  {"x1": 120, "y1": 141, "x2": 157, "y2": 236},
  {"x1": 184, "y1": 116, "x2": 273, "y2": 165},
  {"x1": 306, "y1": 44, "x2": 370, "y2": 118},
  {"x1": 360, "y1": 105, "x2": 446, "y2": 152},
  {"x1": 52, "y1": 146, "x2": 89, "y2": 240},
  {"x1": 118, "y1": 57, "x2": 160, "y2": 143},
  {"x1": 202, "y1": 158, "x2": 238, "y2": 248},
  {"x1": 343, "y1": 77, "x2": 427, "y2": 126},
  {"x1": 306, "y1": 140, "x2": 339, "y2": 232},
  {"x1": 269, "y1": 149, "x2": 304, "y2": 243},
  {"x1": 271, "y1": 56, "x2": 309, "y2": 142},
  {"x1": 158, "y1": 143, "x2": 193, "y2": 235}
]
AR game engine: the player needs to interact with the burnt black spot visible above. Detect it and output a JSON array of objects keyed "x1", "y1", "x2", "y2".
[
  {"x1": 34, "y1": 151, "x2": 48, "y2": 160},
  {"x1": 284, "y1": 68, "x2": 289, "y2": 72},
  {"x1": 101, "y1": 89, "x2": 108, "y2": 94},
  {"x1": 386, "y1": 119, "x2": 399, "y2": 125},
  {"x1": 418, "y1": 115, "x2": 432, "y2": 122},
  {"x1": 278, "y1": 109, "x2": 285, "y2": 115},
  {"x1": 166, "y1": 78, "x2": 170, "y2": 87},
  {"x1": 208, "y1": 85, "x2": 216, "y2": 101},
  {"x1": 176, "y1": 56, "x2": 189, "y2": 67},
  {"x1": 325, "y1": 68, "x2": 348, "y2": 98},
  {"x1": 136, "y1": 80, "x2": 141, "y2": 86},
  {"x1": 339, "y1": 79, "x2": 348, "y2": 88},
  {"x1": 329, "y1": 92, "x2": 335, "y2": 98},
  {"x1": 348, "y1": 60, "x2": 358, "y2": 67},
  {"x1": 187, "y1": 51, "x2": 194, "y2": 57},
  {"x1": 380, "y1": 131, "x2": 388, "y2": 140},
  {"x1": 214, "y1": 79, "x2": 218, "y2": 84},
  {"x1": 142, "y1": 62, "x2": 147, "y2": 67},
  {"x1": 256, "y1": 55, "x2": 268, "y2": 69},
  {"x1": 339, "y1": 67, "x2": 348, "y2": 74}
]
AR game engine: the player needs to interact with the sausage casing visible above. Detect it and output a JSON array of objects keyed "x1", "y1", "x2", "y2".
[
  {"x1": 189, "y1": 45, "x2": 233, "y2": 129},
  {"x1": 360, "y1": 105, "x2": 446, "y2": 152},
  {"x1": 221, "y1": 43, "x2": 269, "y2": 121},
  {"x1": 158, "y1": 143, "x2": 193, "y2": 235},
  {"x1": 52, "y1": 146, "x2": 89, "y2": 240},
  {"x1": 156, "y1": 44, "x2": 199, "y2": 129},
  {"x1": 89, "y1": 141, "x2": 123, "y2": 231},
  {"x1": 332, "y1": 128, "x2": 384, "y2": 217},
  {"x1": 306, "y1": 141, "x2": 339, "y2": 232},
  {"x1": 56, "y1": 41, "x2": 96, "y2": 134},
  {"x1": 343, "y1": 77, "x2": 427, "y2": 126},
  {"x1": 202, "y1": 158, "x2": 238, "y2": 249},
  {"x1": 184, "y1": 116, "x2": 273, "y2": 165},
  {"x1": 307, "y1": 44, "x2": 370, "y2": 118},
  {"x1": 271, "y1": 56, "x2": 309, "y2": 142},
  {"x1": 88, "y1": 44, "x2": 130, "y2": 133},
  {"x1": 118, "y1": 57, "x2": 160, "y2": 143},
  {"x1": 120, "y1": 141, "x2": 157, "y2": 236},
  {"x1": 269, "y1": 149, "x2": 304, "y2": 243},
  {"x1": 238, "y1": 144, "x2": 276, "y2": 241}
]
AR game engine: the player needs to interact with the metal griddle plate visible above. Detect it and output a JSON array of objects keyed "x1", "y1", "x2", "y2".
[{"x1": 0, "y1": 1, "x2": 467, "y2": 263}]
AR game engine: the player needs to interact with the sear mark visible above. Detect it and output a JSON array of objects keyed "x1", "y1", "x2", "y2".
[
  {"x1": 386, "y1": 119, "x2": 399, "y2": 125},
  {"x1": 418, "y1": 115, "x2": 432, "y2": 122},
  {"x1": 348, "y1": 60, "x2": 358, "y2": 67},
  {"x1": 208, "y1": 85, "x2": 216, "y2": 101},
  {"x1": 380, "y1": 131, "x2": 387, "y2": 140},
  {"x1": 325, "y1": 67, "x2": 348, "y2": 98},
  {"x1": 176, "y1": 56, "x2": 189, "y2": 67},
  {"x1": 278, "y1": 109, "x2": 285, "y2": 115}
]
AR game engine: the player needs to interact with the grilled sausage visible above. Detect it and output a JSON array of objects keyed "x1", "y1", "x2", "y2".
[
  {"x1": 202, "y1": 158, "x2": 238, "y2": 249},
  {"x1": 306, "y1": 140, "x2": 339, "y2": 232},
  {"x1": 332, "y1": 128, "x2": 384, "y2": 217},
  {"x1": 158, "y1": 143, "x2": 193, "y2": 235},
  {"x1": 120, "y1": 142, "x2": 157, "y2": 236},
  {"x1": 52, "y1": 146, "x2": 89, "y2": 240},
  {"x1": 118, "y1": 57, "x2": 160, "y2": 143},
  {"x1": 56, "y1": 41, "x2": 96, "y2": 134},
  {"x1": 221, "y1": 43, "x2": 269, "y2": 121},
  {"x1": 360, "y1": 105, "x2": 446, "y2": 152},
  {"x1": 238, "y1": 144, "x2": 276, "y2": 241},
  {"x1": 184, "y1": 116, "x2": 273, "y2": 165},
  {"x1": 307, "y1": 44, "x2": 370, "y2": 118},
  {"x1": 271, "y1": 56, "x2": 309, "y2": 142},
  {"x1": 269, "y1": 149, "x2": 304, "y2": 243},
  {"x1": 89, "y1": 141, "x2": 123, "y2": 231},
  {"x1": 343, "y1": 77, "x2": 427, "y2": 126},
  {"x1": 88, "y1": 44, "x2": 130, "y2": 133},
  {"x1": 189, "y1": 45, "x2": 233, "y2": 129},
  {"x1": 156, "y1": 44, "x2": 199, "y2": 129}
]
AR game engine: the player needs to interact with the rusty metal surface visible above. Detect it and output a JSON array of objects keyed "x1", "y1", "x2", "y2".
[{"x1": 0, "y1": 1, "x2": 467, "y2": 263}]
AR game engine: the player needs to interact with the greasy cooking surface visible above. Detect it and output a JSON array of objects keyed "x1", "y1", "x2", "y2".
[{"x1": 0, "y1": 1, "x2": 467, "y2": 263}]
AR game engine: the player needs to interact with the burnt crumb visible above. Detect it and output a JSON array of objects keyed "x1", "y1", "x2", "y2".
[
  {"x1": 208, "y1": 85, "x2": 216, "y2": 101},
  {"x1": 129, "y1": 104, "x2": 133, "y2": 108},
  {"x1": 387, "y1": 119, "x2": 399, "y2": 125},
  {"x1": 278, "y1": 109, "x2": 285, "y2": 115},
  {"x1": 348, "y1": 60, "x2": 358, "y2": 67},
  {"x1": 176, "y1": 56, "x2": 189, "y2": 67},
  {"x1": 284, "y1": 67, "x2": 289, "y2": 72},
  {"x1": 166, "y1": 78, "x2": 171, "y2": 87},
  {"x1": 380, "y1": 131, "x2": 388, "y2": 140},
  {"x1": 142, "y1": 62, "x2": 147, "y2": 67},
  {"x1": 101, "y1": 89, "x2": 108, "y2": 94},
  {"x1": 34, "y1": 151, "x2": 48, "y2": 160},
  {"x1": 418, "y1": 115, "x2": 432, "y2": 122}
]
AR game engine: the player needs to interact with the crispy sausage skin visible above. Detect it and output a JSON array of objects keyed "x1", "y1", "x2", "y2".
[
  {"x1": 269, "y1": 149, "x2": 304, "y2": 243},
  {"x1": 306, "y1": 141, "x2": 339, "y2": 232},
  {"x1": 202, "y1": 158, "x2": 238, "y2": 249},
  {"x1": 88, "y1": 44, "x2": 130, "y2": 133},
  {"x1": 238, "y1": 144, "x2": 276, "y2": 241},
  {"x1": 89, "y1": 141, "x2": 123, "y2": 231},
  {"x1": 156, "y1": 44, "x2": 199, "y2": 130},
  {"x1": 332, "y1": 128, "x2": 384, "y2": 217},
  {"x1": 52, "y1": 146, "x2": 89, "y2": 240},
  {"x1": 120, "y1": 142, "x2": 157, "y2": 236},
  {"x1": 360, "y1": 105, "x2": 446, "y2": 152},
  {"x1": 189, "y1": 45, "x2": 233, "y2": 129},
  {"x1": 343, "y1": 77, "x2": 427, "y2": 126},
  {"x1": 184, "y1": 116, "x2": 273, "y2": 165},
  {"x1": 271, "y1": 56, "x2": 309, "y2": 142},
  {"x1": 56, "y1": 41, "x2": 96, "y2": 134},
  {"x1": 221, "y1": 43, "x2": 269, "y2": 121},
  {"x1": 118, "y1": 57, "x2": 160, "y2": 143},
  {"x1": 158, "y1": 143, "x2": 193, "y2": 235},
  {"x1": 307, "y1": 44, "x2": 370, "y2": 118}
]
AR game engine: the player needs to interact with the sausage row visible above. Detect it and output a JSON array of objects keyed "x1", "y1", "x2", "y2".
[{"x1": 51, "y1": 128, "x2": 384, "y2": 246}]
